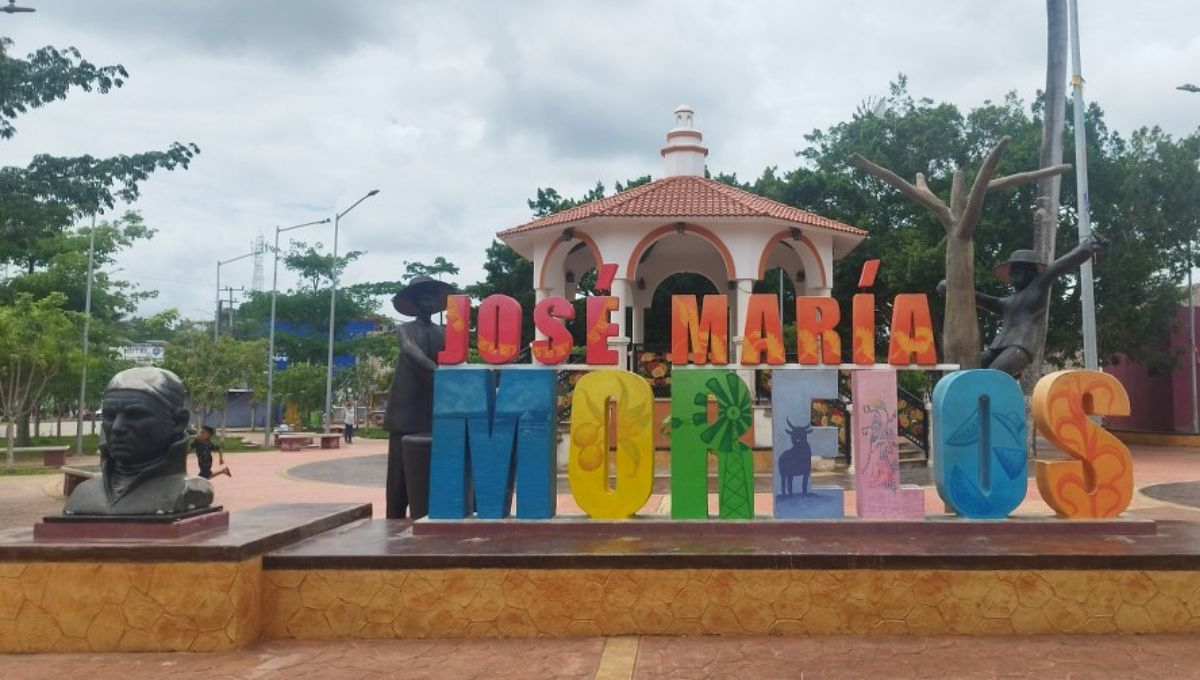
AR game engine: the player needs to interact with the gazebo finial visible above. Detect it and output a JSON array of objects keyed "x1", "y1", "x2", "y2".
[{"x1": 661, "y1": 105, "x2": 708, "y2": 177}]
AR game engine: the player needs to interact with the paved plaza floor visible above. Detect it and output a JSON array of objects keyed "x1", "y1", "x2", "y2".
[{"x1": 2, "y1": 435, "x2": 1199, "y2": 677}]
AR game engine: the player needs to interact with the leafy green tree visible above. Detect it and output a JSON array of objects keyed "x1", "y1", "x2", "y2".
[
  {"x1": 283, "y1": 240, "x2": 363, "y2": 293},
  {"x1": 401, "y1": 256, "x2": 459, "y2": 282},
  {"x1": 163, "y1": 330, "x2": 263, "y2": 433},
  {"x1": 1, "y1": 39, "x2": 198, "y2": 270},
  {"x1": 275, "y1": 362, "x2": 327, "y2": 430},
  {"x1": 0, "y1": 294, "x2": 80, "y2": 469}
]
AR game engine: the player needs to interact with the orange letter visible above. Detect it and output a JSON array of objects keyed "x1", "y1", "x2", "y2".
[
  {"x1": 670, "y1": 295, "x2": 728, "y2": 365},
  {"x1": 437, "y1": 295, "x2": 470, "y2": 365},
  {"x1": 476, "y1": 294, "x2": 521, "y2": 364},
  {"x1": 531, "y1": 296, "x2": 575, "y2": 365},
  {"x1": 887, "y1": 293, "x2": 937, "y2": 365},
  {"x1": 586, "y1": 296, "x2": 620, "y2": 365},
  {"x1": 740, "y1": 294, "x2": 785, "y2": 365},
  {"x1": 1033, "y1": 370, "x2": 1134, "y2": 518},
  {"x1": 795, "y1": 296, "x2": 841, "y2": 365},
  {"x1": 852, "y1": 293, "x2": 875, "y2": 365}
]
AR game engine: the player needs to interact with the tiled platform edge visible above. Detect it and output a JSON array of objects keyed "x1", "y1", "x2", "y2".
[{"x1": 260, "y1": 567, "x2": 1200, "y2": 638}]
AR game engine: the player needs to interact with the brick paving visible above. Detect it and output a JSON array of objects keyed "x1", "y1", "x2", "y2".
[{"x1": 4, "y1": 635, "x2": 1200, "y2": 679}]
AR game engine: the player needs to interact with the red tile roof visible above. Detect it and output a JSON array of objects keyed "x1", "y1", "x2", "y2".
[{"x1": 498, "y1": 175, "x2": 867, "y2": 237}]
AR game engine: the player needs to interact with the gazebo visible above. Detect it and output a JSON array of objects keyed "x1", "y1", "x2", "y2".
[{"x1": 497, "y1": 106, "x2": 868, "y2": 368}]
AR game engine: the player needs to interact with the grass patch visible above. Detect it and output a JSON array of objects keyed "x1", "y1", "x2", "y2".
[
  {"x1": 0, "y1": 466, "x2": 60, "y2": 476},
  {"x1": 358, "y1": 427, "x2": 390, "y2": 440}
]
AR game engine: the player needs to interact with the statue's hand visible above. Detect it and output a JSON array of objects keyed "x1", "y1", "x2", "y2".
[
  {"x1": 1082, "y1": 235, "x2": 1106, "y2": 255},
  {"x1": 936, "y1": 279, "x2": 947, "y2": 296}
]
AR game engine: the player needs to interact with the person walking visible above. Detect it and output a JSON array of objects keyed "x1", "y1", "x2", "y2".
[{"x1": 343, "y1": 400, "x2": 356, "y2": 443}]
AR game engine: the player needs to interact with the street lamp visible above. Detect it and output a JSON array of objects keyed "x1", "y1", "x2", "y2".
[
  {"x1": 1, "y1": 0, "x2": 36, "y2": 13},
  {"x1": 73, "y1": 212, "x2": 96, "y2": 455},
  {"x1": 215, "y1": 250, "x2": 256, "y2": 339},
  {"x1": 324, "y1": 189, "x2": 379, "y2": 432},
  {"x1": 1178, "y1": 83, "x2": 1198, "y2": 434},
  {"x1": 263, "y1": 217, "x2": 330, "y2": 446}
]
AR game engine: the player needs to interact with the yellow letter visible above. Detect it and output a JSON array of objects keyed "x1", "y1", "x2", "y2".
[{"x1": 568, "y1": 370, "x2": 654, "y2": 519}]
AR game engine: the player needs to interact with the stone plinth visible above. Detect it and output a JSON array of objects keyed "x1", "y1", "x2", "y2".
[{"x1": 34, "y1": 508, "x2": 230, "y2": 541}]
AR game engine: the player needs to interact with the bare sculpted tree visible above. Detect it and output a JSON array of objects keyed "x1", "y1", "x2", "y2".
[{"x1": 849, "y1": 139, "x2": 1070, "y2": 368}]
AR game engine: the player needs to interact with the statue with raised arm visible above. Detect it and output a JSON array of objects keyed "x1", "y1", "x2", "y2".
[
  {"x1": 383, "y1": 275, "x2": 454, "y2": 519},
  {"x1": 939, "y1": 237, "x2": 1103, "y2": 376},
  {"x1": 64, "y1": 367, "x2": 213, "y2": 517}
]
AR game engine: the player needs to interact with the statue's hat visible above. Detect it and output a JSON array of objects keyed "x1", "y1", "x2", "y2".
[
  {"x1": 391, "y1": 275, "x2": 455, "y2": 316},
  {"x1": 993, "y1": 249, "x2": 1046, "y2": 283}
]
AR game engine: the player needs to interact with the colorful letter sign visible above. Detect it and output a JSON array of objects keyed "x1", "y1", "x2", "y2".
[
  {"x1": 670, "y1": 369, "x2": 755, "y2": 519},
  {"x1": 671, "y1": 295, "x2": 729, "y2": 365},
  {"x1": 567, "y1": 370, "x2": 654, "y2": 519},
  {"x1": 1033, "y1": 369, "x2": 1133, "y2": 519},
  {"x1": 795, "y1": 297, "x2": 841, "y2": 365},
  {"x1": 770, "y1": 368, "x2": 843, "y2": 518},
  {"x1": 852, "y1": 368, "x2": 924, "y2": 519},
  {"x1": 887, "y1": 294, "x2": 937, "y2": 366},
  {"x1": 932, "y1": 369, "x2": 1027, "y2": 519},
  {"x1": 428, "y1": 368, "x2": 557, "y2": 520}
]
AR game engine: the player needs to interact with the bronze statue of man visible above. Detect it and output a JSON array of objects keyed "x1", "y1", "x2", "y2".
[
  {"x1": 383, "y1": 275, "x2": 454, "y2": 519},
  {"x1": 941, "y1": 237, "x2": 1102, "y2": 376},
  {"x1": 64, "y1": 367, "x2": 214, "y2": 516}
]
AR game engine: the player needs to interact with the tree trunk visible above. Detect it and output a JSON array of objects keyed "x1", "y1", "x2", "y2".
[
  {"x1": 55, "y1": 401, "x2": 62, "y2": 438},
  {"x1": 5, "y1": 420, "x2": 14, "y2": 471},
  {"x1": 249, "y1": 404, "x2": 258, "y2": 432},
  {"x1": 944, "y1": 233, "x2": 981, "y2": 368},
  {"x1": 17, "y1": 413, "x2": 31, "y2": 447},
  {"x1": 1023, "y1": 0, "x2": 1070, "y2": 393}
]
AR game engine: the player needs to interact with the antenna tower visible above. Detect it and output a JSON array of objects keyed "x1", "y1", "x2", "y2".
[{"x1": 251, "y1": 236, "x2": 267, "y2": 291}]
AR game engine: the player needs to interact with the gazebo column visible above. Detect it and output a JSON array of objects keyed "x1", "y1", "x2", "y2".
[
  {"x1": 731, "y1": 278, "x2": 756, "y2": 392},
  {"x1": 533, "y1": 287, "x2": 551, "y2": 342},
  {"x1": 610, "y1": 277, "x2": 633, "y2": 369}
]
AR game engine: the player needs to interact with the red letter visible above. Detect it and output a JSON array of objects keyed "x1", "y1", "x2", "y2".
[
  {"x1": 794, "y1": 296, "x2": 841, "y2": 365},
  {"x1": 585, "y1": 296, "x2": 620, "y2": 365},
  {"x1": 740, "y1": 294, "x2": 785, "y2": 365},
  {"x1": 477, "y1": 294, "x2": 522, "y2": 364},
  {"x1": 887, "y1": 294, "x2": 937, "y2": 365},
  {"x1": 670, "y1": 295, "x2": 728, "y2": 365},
  {"x1": 852, "y1": 293, "x2": 875, "y2": 365},
  {"x1": 531, "y1": 296, "x2": 575, "y2": 365},
  {"x1": 437, "y1": 295, "x2": 471, "y2": 365}
]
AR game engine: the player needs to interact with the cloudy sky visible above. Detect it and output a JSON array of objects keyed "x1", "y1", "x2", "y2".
[{"x1": 4, "y1": 1, "x2": 1198, "y2": 321}]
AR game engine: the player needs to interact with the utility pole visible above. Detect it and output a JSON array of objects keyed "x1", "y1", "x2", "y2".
[
  {"x1": 219, "y1": 286, "x2": 244, "y2": 338},
  {"x1": 1068, "y1": 0, "x2": 1099, "y2": 371}
]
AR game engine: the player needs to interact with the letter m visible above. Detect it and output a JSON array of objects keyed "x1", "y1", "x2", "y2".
[{"x1": 429, "y1": 368, "x2": 557, "y2": 519}]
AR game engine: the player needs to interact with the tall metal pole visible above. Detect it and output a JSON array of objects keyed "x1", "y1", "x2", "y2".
[
  {"x1": 324, "y1": 211, "x2": 340, "y2": 433},
  {"x1": 1189, "y1": 240, "x2": 1198, "y2": 433},
  {"x1": 263, "y1": 218, "x2": 330, "y2": 446},
  {"x1": 1068, "y1": 0, "x2": 1099, "y2": 371},
  {"x1": 74, "y1": 212, "x2": 96, "y2": 455},
  {"x1": 214, "y1": 261, "x2": 221, "y2": 340},
  {"x1": 264, "y1": 228, "x2": 283, "y2": 446},
  {"x1": 324, "y1": 190, "x2": 378, "y2": 433}
]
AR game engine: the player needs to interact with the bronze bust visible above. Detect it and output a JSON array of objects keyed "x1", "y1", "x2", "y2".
[{"x1": 64, "y1": 367, "x2": 214, "y2": 516}]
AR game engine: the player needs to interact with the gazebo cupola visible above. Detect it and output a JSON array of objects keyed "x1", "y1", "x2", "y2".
[
  {"x1": 497, "y1": 107, "x2": 869, "y2": 368},
  {"x1": 661, "y1": 105, "x2": 707, "y2": 177}
]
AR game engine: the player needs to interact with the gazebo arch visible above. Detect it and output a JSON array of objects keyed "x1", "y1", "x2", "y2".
[
  {"x1": 755, "y1": 230, "x2": 828, "y2": 292},
  {"x1": 538, "y1": 231, "x2": 604, "y2": 290},
  {"x1": 625, "y1": 222, "x2": 736, "y2": 282}
]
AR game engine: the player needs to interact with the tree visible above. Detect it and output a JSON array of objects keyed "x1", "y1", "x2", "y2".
[
  {"x1": 163, "y1": 330, "x2": 263, "y2": 433},
  {"x1": 1, "y1": 40, "x2": 198, "y2": 269},
  {"x1": 401, "y1": 256, "x2": 459, "y2": 282},
  {"x1": 0, "y1": 294, "x2": 80, "y2": 469},
  {"x1": 275, "y1": 362, "x2": 327, "y2": 430},
  {"x1": 849, "y1": 136, "x2": 1070, "y2": 369},
  {"x1": 283, "y1": 240, "x2": 363, "y2": 293}
]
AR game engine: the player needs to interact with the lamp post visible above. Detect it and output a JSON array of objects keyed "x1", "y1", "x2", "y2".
[
  {"x1": 73, "y1": 212, "x2": 96, "y2": 455},
  {"x1": 324, "y1": 189, "x2": 379, "y2": 432},
  {"x1": 1178, "y1": 83, "x2": 1199, "y2": 434},
  {"x1": 1068, "y1": 0, "x2": 1098, "y2": 371},
  {"x1": 215, "y1": 250, "x2": 256, "y2": 339},
  {"x1": 263, "y1": 217, "x2": 330, "y2": 446}
]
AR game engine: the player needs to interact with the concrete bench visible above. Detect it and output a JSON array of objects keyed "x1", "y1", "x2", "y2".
[
  {"x1": 61, "y1": 465, "x2": 99, "y2": 496},
  {"x1": 277, "y1": 433, "x2": 317, "y2": 451},
  {"x1": 317, "y1": 433, "x2": 341, "y2": 450},
  {"x1": 14, "y1": 445, "x2": 71, "y2": 467}
]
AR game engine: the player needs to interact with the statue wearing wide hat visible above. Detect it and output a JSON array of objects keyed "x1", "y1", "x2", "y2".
[
  {"x1": 64, "y1": 366, "x2": 214, "y2": 517},
  {"x1": 383, "y1": 275, "x2": 455, "y2": 519},
  {"x1": 942, "y1": 237, "x2": 1102, "y2": 376}
]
